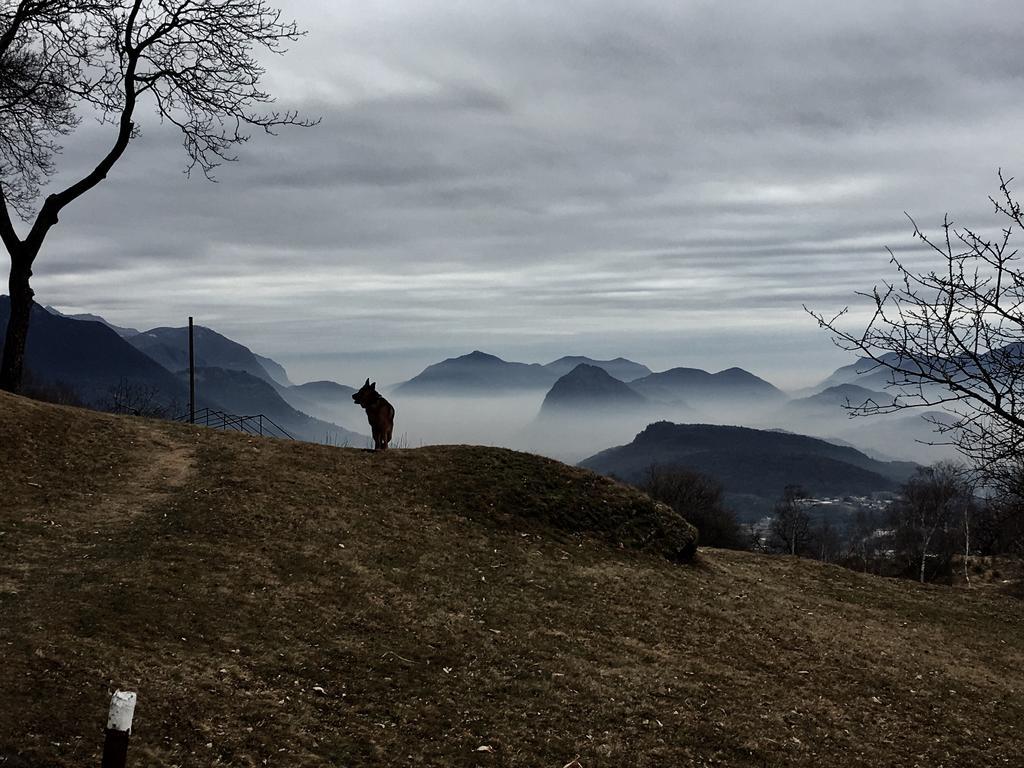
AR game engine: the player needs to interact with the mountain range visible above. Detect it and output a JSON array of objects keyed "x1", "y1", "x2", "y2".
[
  {"x1": 396, "y1": 350, "x2": 553, "y2": 393},
  {"x1": 807, "y1": 347, "x2": 1014, "y2": 396},
  {"x1": 812, "y1": 356, "x2": 905, "y2": 393},
  {"x1": 129, "y1": 325, "x2": 279, "y2": 384},
  {"x1": 184, "y1": 367, "x2": 362, "y2": 444},
  {"x1": 43, "y1": 305, "x2": 141, "y2": 338},
  {"x1": 396, "y1": 351, "x2": 659, "y2": 395},
  {"x1": 782, "y1": 383, "x2": 895, "y2": 418},
  {"x1": 629, "y1": 366, "x2": 785, "y2": 405},
  {"x1": 2, "y1": 298, "x2": 188, "y2": 407},
  {"x1": 6, "y1": 299, "x2": 964, "y2": 466},
  {"x1": 543, "y1": 355, "x2": 652, "y2": 382},
  {"x1": 397, "y1": 350, "x2": 784, "y2": 407},
  {"x1": 281, "y1": 380, "x2": 358, "y2": 424},
  {"x1": 1, "y1": 299, "x2": 364, "y2": 445}
]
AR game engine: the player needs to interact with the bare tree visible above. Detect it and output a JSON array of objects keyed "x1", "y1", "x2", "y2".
[
  {"x1": 892, "y1": 461, "x2": 972, "y2": 584},
  {"x1": 20, "y1": 367, "x2": 82, "y2": 406},
  {"x1": 847, "y1": 507, "x2": 880, "y2": 573},
  {"x1": 770, "y1": 484, "x2": 811, "y2": 556},
  {"x1": 744, "y1": 521, "x2": 768, "y2": 553},
  {"x1": 807, "y1": 173, "x2": 1024, "y2": 490},
  {"x1": 104, "y1": 376, "x2": 173, "y2": 417},
  {"x1": 974, "y1": 489, "x2": 1024, "y2": 558},
  {"x1": 0, "y1": 2, "x2": 81, "y2": 217},
  {"x1": 639, "y1": 464, "x2": 743, "y2": 549},
  {"x1": 813, "y1": 516, "x2": 841, "y2": 563},
  {"x1": 0, "y1": 0, "x2": 315, "y2": 392}
]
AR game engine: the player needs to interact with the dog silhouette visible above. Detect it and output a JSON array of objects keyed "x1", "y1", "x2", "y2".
[{"x1": 352, "y1": 379, "x2": 395, "y2": 450}]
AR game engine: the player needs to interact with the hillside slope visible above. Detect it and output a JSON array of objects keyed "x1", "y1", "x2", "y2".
[
  {"x1": 0, "y1": 298, "x2": 188, "y2": 407},
  {"x1": 282, "y1": 380, "x2": 359, "y2": 424},
  {"x1": 130, "y1": 325, "x2": 276, "y2": 383},
  {"x1": 1, "y1": 394, "x2": 1022, "y2": 767},
  {"x1": 184, "y1": 367, "x2": 365, "y2": 445}
]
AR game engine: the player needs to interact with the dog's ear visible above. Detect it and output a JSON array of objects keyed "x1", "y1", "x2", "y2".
[
  {"x1": 371, "y1": 381, "x2": 377, "y2": 390},
  {"x1": 364, "y1": 378, "x2": 370, "y2": 387}
]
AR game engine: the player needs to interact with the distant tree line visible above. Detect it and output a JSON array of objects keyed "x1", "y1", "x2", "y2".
[
  {"x1": 765, "y1": 462, "x2": 1024, "y2": 585},
  {"x1": 639, "y1": 461, "x2": 1023, "y2": 588},
  {"x1": 804, "y1": 174, "x2": 1024, "y2": 569},
  {"x1": 18, "y1": 369, "x2": 181, "y2": 420}
]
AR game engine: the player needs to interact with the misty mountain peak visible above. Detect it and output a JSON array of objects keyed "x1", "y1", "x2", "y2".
[
  {"x1": 397, "y1": 350, "x2": 551, "y2": 393},
  {"x1": 630, "y1": 365, "x2": 783, "y2": 404},
  {"x1": 544, "y1": 355, "x2": 652, "y2": 382},
  {"x1": 540, "y1": 363, "x2": 647, "y2": 414},
  {"x1": 558, "y1": 363, "x2": 619, "y2": 384},
  {"x1": 461, "y1": 350, "x2": 503, "y2": 362},
  {"x1": 129, "y1": 325, "x2": 278, "y2": 384}
]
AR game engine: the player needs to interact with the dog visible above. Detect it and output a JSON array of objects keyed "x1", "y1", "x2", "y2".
[{"x1": 352, "y1": 378, "x2": 395, "y2": 450}]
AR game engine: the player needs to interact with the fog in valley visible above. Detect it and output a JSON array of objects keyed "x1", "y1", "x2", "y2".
[{"x1": 338, "y1": 384, "x2": 959, "y2": 467}]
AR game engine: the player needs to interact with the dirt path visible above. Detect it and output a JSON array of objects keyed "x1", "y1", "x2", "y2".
[
  {"x1": 0, "y1": 407, "x2": 198, "y2": 602},
  {"x1": 96, "y1": 425, "x2": 196, "y2": 522}
]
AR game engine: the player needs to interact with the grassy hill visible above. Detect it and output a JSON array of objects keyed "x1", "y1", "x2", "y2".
[{"x1": 1, "y1": 393, "x2": 1023, "y2": 767}]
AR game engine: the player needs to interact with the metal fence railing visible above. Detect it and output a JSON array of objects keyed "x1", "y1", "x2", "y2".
[{"x1": 181, "y1": 407, "x2": 294, "y2": 440}]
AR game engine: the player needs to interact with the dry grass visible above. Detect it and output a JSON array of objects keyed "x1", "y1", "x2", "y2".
[{"x1": 1, "y1": 392, "x2": 1022, "y2": 767}]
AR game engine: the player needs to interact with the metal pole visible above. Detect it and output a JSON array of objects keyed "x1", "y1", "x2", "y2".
[
  {"x1": 188, "y1": 316, "x2": 195, "y2": 425},
  {"x1": 101, "y1": 690, "x2": 136, "y2": 768}
]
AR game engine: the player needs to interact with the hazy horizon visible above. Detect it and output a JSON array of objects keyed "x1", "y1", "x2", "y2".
[
  {"x1": 33, "y1": 296, "x2": 959, "y2": 467},
  {"x1": 40, "y1": 298, "x2": 852, "y2": 391}
]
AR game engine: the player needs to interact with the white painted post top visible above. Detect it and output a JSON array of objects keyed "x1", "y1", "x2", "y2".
[{"x1": 106, "y1": 690, "x2": 137, "y2": 733}]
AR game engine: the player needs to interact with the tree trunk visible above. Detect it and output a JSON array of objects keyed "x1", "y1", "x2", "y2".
[
  {"x1": 964, "y1": 508, "x2": 971, "y2": 587},
  {"x1": 0, "y1": 254, "x2": 34, "y2": 393},
  {"x1": 920, "y1": 532, "x2": 932, "y2": 584}
]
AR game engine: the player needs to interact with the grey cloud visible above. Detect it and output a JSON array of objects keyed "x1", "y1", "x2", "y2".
[{"x1": 23, "y1": 0, "x2": 1024, "y2": 389}]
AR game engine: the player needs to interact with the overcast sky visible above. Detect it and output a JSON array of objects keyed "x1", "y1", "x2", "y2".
[{"x1": 24, "y1": 0, "x2": 1024, "y2": 388}]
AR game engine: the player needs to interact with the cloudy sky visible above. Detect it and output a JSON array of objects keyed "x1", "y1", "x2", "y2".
[{"x1": 25, "y1": 0, "x2": 1024, "y2": 388}]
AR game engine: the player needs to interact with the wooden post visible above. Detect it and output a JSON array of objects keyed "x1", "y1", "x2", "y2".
[
  {"x1": 188, "y1": 316, "x2": 195, "y2": 425},
  {"x1": 101, "y1": 690, "x2": 136, "y2": 768}
]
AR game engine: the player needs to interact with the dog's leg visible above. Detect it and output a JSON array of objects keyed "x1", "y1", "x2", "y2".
[{"x1": 384, "y1": 405, "x2": 395, "y2": 449}]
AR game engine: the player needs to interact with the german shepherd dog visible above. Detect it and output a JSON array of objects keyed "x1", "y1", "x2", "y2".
[{"x1": 352, "y1": 379, "x2": 395, "y2": 450}]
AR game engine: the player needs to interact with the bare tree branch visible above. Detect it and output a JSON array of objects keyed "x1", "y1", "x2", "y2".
[
  {"x1": 0, "y1": 0, "x2": 315, "y2": 392},
  {"x1": 807, "y1": 173, "x2": 1024, "y2": 488}
]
